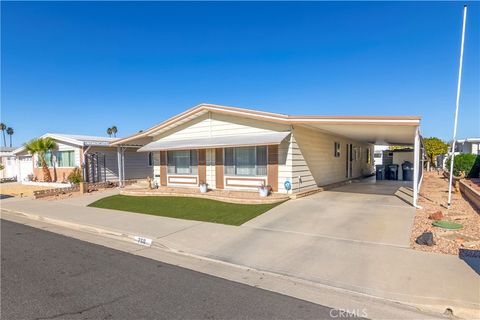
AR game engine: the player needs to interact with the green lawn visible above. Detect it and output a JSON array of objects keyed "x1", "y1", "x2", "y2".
[{"x1": 88, "y1": 195, "x2": 284, "y2": 226}]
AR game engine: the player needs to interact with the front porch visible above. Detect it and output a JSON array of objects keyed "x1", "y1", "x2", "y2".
[{"x1": 121, "y1": 185, "x2": 289, "y2": 204}]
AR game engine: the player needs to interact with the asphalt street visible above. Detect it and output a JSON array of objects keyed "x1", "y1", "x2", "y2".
[{"x1": 1, "y1": 219, "x2": 350, "y2": 320}]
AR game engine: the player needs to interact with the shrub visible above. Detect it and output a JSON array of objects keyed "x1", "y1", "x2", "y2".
[
  {"x1": 446, "y1": 154, "x2": 480, "y2": 178},
  {"x1": 67, "y1": 167, "x2": 83, "y2": 184}
]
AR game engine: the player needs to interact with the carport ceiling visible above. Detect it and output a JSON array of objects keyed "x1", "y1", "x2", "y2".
[{"x1": 300, "y1": 122, "x2": 418, "y2": 145}]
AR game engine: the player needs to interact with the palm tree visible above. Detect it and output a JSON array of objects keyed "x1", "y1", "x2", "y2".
[
  {"x1": 25, "y1": 137, "x2": 57, "y2": 182},
  {"x1": 107, "y1": 127, "x2": 113, "y2": 137},
  {"x1": 111, "y1": 126, "x2": 118, "y2": 138},
  {"x1": 6, "y1": 127, "x2": 14, "y2": 147},
  {"x1": 0, "y1": 123, "x2": 6, "y2": 147}
]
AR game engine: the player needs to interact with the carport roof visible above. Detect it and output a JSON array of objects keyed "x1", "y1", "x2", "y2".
[{"x1": 111, "y1": 103, "x2": 421, "y2": 146}]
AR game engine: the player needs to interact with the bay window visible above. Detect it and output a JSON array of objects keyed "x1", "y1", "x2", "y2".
[
  {"x1": 224, "y1": 146, "x2": 267, "y2": 176},
  {"x1": 167, "y1": 150, "x2": 198, "y2": 175}
]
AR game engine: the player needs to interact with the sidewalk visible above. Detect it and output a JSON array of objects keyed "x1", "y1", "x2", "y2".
[{"x1": 1, "y1": 196, "x2": 479, "y2": 317}]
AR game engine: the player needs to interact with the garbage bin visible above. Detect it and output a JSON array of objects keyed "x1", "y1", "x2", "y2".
[
  {"x1": 386, "y1": 164, "x2": 399, "y2": 180},
  {"x1": 376, "y1": 165, "x2": 385, "y2": 180},
  {"x1": 402, "y1": 161, "x2": 414, "y2": 181}
]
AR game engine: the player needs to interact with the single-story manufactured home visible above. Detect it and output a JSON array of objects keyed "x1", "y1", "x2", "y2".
[
  {"x1": 0, "y1": 147, "x2": 18, "y2": 180},
  {"x1": 111, "y1": 103, "x2": 423, "y2": 205},
  {"x1": 13, "y1": 133, "x2": 151, "y2": 183},
  {"x1": 454, "y1": 137, "x2": 480, "y2": 155}
]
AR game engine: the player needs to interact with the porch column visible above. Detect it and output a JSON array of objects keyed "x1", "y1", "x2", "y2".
[
  {"x1": 160, "y1": 151, "x2": 167, "y2": 186},
  {"x1": 116, "y1": 146, "x2": 123, "y2": 188},
  {"x1": 268, "y1": 145, "x2": 279, "y2": 192},
  {"x1": 413, "y1": 127, "x2": 420, "y2": 207},
  {"x1": 198, "y1": 149, "x2": 206, "y2": 185},
  {"x1": 215, "y1": 148, "x2": 224, "y2": 189}
]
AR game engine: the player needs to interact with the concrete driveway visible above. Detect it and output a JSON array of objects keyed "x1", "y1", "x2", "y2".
[{"x1": 243, "y1": 179, "x2": 415, "y2": 247}]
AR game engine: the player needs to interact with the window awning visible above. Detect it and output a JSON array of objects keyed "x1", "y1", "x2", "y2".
[{"x1": 137, "y1": 131, "x2": 291, "y2": 152}]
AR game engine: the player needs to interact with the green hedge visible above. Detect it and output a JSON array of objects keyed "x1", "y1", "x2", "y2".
[{"x1": 446, "y1": 153, "x2": 480, "y2": 178}]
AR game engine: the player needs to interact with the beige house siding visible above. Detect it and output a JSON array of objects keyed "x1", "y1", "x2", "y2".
[
  {"x1": 291, "y1": 125, "x2": 374, "y2": 192},
  {"x1": 153, "y1": 112, "x2": 291, "y2": 142},
  {"x1": 277, "y1": 137, "x2": 292, "y2": 193}
]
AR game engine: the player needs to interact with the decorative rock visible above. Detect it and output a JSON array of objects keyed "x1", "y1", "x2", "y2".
[
  {"x1": 428, "y1": 210, "x2": 444, "y2": 221},
  {"x1": 416, "y1": 232, "x2": 436, "y2": 246}
]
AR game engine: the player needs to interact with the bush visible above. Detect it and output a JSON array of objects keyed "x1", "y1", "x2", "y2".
[
  {"x1": 67, "y1": 167, "x2": 83, "y2": 184},
  {"x1": 446, "y1": 154, "x2": 480, "y2": 178}
]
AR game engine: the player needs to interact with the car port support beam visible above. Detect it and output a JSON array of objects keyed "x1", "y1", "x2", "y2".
[
  {"x1": 117, "y1": 146, "x2": 123, "y2": 188},
  {"x1": 413, "y1": 127, "x2": 420, "y2": 208}
]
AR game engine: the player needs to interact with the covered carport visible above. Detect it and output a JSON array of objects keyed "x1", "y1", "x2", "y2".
[{"x1": 291, "y1": 116, "x2": 423, "y2": 207}]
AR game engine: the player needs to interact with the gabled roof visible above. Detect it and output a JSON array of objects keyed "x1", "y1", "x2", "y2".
[
  {"x1": 13, "y1": 133, "x2": 118, "y2": 154},
  {"x1": 111, "y1": 103, "x2": 421, "y2": 145}
]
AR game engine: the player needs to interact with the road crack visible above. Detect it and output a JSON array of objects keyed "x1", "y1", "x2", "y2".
[{"x1": 34, "y1": 294, "x2": 128, "y2": 320}]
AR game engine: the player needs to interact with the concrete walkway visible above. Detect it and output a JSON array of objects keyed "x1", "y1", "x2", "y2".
[{"x1": 1, "y1": 195, "x2": 479, "y2": 317}]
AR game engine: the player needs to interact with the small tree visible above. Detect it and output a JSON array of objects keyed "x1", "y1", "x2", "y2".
[
  {"x1": 107, "y1": 127, "x2": 113, "y2": 137},
  {"x1": 423, "y1": 137, "x2": 448, "y2": 168},
  {"x1": 25, "y1": 137, "x2": 57, "y2": 182},
  {"x1": 67, "y1": 167, "x2": 83, "y2": 184}
]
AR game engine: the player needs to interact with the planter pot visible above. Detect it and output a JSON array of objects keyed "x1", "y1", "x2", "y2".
[
  {"x1": 259, "y1": 187, "x2": 269, "y2": 197},
  {"x1": 199, "y1": 184, "x2": 208, "y2": 193}
]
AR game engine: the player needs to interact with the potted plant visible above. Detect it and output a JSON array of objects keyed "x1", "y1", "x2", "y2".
[
  {"x1": 199, "y1": 181, "x2": 208, "y2": 193},
  {"x1": 258, "y1": 183, "x2": 270, "y2": 197}
]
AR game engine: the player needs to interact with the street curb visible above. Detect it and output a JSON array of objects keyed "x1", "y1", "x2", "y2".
[{"x1": 2, "y1": 208, "x2": 479, "y2": 318}]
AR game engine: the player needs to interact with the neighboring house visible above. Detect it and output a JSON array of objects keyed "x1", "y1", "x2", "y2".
[
  {"x1": 111, "y1": 104, "x2": 422, "y2": 198},
  {"x1": 373, "y1": 145, "x2": 389, "y2": 166},
  {"x1": 0, "y1": 147, "x2": 18, "y2": 180},
  {"x1": 454, "y1": 138, "x2": 480, "y2": 155},
  {"x1": 13, "y1": 133, "x2": 151, "y2": 183},
  {"x1": 381, "y1": 148, "x2": 414, "y2": 180}
]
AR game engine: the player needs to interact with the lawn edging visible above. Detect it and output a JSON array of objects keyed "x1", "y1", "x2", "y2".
[{"x1": 120, "y1": 189, "x2": 288, "y2": 204}]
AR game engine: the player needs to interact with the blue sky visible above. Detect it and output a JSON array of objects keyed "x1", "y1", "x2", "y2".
[{"x1": 2, "y1": 1, "x2": 479, "y2": 147}]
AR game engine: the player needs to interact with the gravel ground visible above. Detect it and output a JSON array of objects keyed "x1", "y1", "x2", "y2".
[
  {"x1": 410, "y1": 171, "x2": 480, "y2": 255},
  {"x1": 0, "y1": 182, "x2": 47, "y2": 197}
]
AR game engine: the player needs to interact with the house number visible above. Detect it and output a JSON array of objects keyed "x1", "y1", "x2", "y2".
[{"x1": 134, "y1": 236, "x2": 152, "y2": 247}]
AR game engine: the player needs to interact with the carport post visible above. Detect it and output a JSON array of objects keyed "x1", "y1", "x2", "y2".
[
  {"x1": 116, "y1": 146, "x2": 123, "y2": 188},
  {"x1": 413, "y1": 128, "x2": 420, "y2": 207}
]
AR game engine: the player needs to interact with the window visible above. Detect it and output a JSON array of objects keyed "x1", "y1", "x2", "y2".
[
  {"x1": 224, "y1": 146, "x2": 267, "y2": 176},
  {"x1": 167, "y1": 150, "x2": 198, "y2": 175},
  {"x1": 334, "y1": 142, "x2": 341, "y2": 158},
  {"x1": 57, "y1": 151, "x2": 75, "y2": 167},
  {"x1": 148, "y1": 152, "x2": 153, "y2": 166}
]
